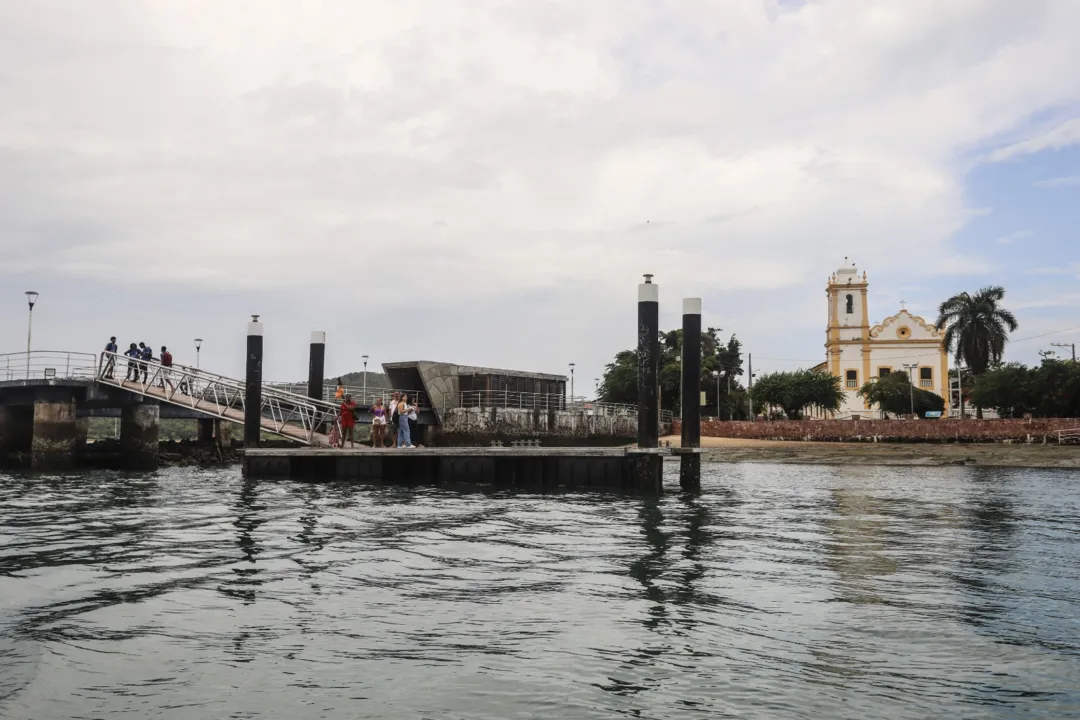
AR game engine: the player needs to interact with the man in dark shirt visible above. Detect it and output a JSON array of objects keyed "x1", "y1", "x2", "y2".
[
  {"x1": 103, "y1": 336, "x2": 118, "y2": 379},
  {"x1": 124, "y1": 343, "x2": 140, "y2": 382},
  {"x1": 140, "y1": 343, "x2": 152, "y2": 383}
]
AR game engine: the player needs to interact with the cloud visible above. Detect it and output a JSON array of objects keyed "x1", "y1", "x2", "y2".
[
  {"x1": 1034, "y1": 175, "x2": 1080, "y2": 188},
  {"x1": 1, "y1": 0, "x2": 1079, "y2": 380},
  {"x1": 995, "y1": 229, "x2": 1034, "y2": 244}
]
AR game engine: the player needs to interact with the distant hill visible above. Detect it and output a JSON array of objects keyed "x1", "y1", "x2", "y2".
[{"x1": 329, "y1": 370, "x2": 392, "y2": 390}]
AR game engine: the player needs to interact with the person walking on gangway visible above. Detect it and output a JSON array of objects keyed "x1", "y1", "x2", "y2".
[
  {"x1": 103, "y1": 336, "x2": 118, "y2": 379},
  {"x1": 124, "y1": 343, "x2": 141, "y2": 382},
  {"x1": 159, "y1": 346, "x2": 175, "y2": 392}
]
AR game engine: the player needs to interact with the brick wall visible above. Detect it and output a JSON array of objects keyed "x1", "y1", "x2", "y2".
[{"x1": 670, "y1": 418, "x2": 1080, "y2": 443}]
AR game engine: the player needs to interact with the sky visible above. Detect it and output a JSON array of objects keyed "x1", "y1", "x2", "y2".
[{"x1": 2, "y1": 0, "x2": 1079, "y2": 392}]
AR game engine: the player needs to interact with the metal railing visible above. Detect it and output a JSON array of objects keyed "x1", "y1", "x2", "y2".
[
  {"x1": 264, "y1": 382, "x2": 428, "y2": 409},
  {"x1": 97, "y1": 352, "x2": 340, "y2": 445},
  {"x1": 1, "y1": 351, "x2": 98, "y2": 382},
  {"x1": 448, "y1": 391, "x2": 672, "y2": 422},
  {"x1": 1056, "y1": 428, "x2": 1080, "y2": 444}
]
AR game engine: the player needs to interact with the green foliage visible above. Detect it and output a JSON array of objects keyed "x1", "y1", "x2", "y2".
[
  {"x1": 330, "y1": 371, "x2": 392, "y2": 390},
  {"x1": 970, "y1": 359, "x2": 1080, "y2": 418},
  {"x1": 858, "y1": 371, "x2": 945, "y2": 418},
  {"x1": 936, "y1": 286, "x2": 1018, "y2": 375},
  {"x1": 749, "y1": 369, "x2": 844, "y2": 420},
  {"x1": 598, "y1": 328, "x2": 746, "y2": 417}
]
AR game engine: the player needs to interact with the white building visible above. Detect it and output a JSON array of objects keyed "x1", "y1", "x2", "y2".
[{"x1": 818, "y1": 261, "x2": 949, "y2": 417}]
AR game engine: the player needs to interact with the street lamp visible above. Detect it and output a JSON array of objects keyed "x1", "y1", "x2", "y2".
[
  {"x1": 194, "y1": 338, "x2": 203, "y2": 369},
  {"x1": 362, "y1": 355, "x2": 369, "y2": 404},
  {"x1": 903, "y1": 363, "x2": 918, "y2": 417},
  {"x1": 712, "y1": 370, "x2": 720, "y2": 419},
  {"x1": 569, "y1": 363, "x2": 576, "y2": 406},
  {"x1": 25, "y1": 291, "x2": 38, "y2": 380}
]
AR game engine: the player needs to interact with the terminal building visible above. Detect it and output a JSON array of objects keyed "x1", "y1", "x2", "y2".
[{"x1": 382, "y1": 361, "x2": 569, "y2": 421}]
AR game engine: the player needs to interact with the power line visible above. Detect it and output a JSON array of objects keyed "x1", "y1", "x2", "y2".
[{"x1": 1009, "y1": 325, "x2": 1080, "y2": 344}]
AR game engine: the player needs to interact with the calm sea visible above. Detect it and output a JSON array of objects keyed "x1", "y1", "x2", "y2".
[{"x1": 1, "y1": 463, "x2": 1078, "y2": 719}]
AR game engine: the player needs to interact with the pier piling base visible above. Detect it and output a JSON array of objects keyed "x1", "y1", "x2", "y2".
[
  {"x1": 121, "y1": 404, "x2": 160, "y2": 471},
  {"x1": 678, "y1": 452, "x2": 701, "y2": 492},
  {"x1": 31, "y1": 400, "x2": 82, "y2": 471}
]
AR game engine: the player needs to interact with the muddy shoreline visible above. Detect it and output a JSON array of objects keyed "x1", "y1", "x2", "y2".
[{"x1": 659, "y1": 436, "x2": 1080, "y2": 469}]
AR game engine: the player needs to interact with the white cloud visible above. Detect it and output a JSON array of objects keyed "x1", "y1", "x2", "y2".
[
  {"x1": 1, "y1": 0, "x2": 1079, "y2": 379},
  {"x1": 1034, "y1": 175, "x2": 1080, "y2": 188},
  {"x1": 995, "y1": 229, "x2": 1034, "y2": 244}
]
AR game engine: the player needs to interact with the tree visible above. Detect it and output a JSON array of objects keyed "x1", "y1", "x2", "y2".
[
  {"x1": 597, "y1": 329, "x2": 746, "y2": 417},
  {"x1": 858, "y1": 371, "x2": 946, "y2": 419},
  {"x1": 749, "y1": 369, "x2": 844, "y2": 420},
  {"x1": 971, "y1": 359, "x2": 1080, "y2": 418},
  {"x1": 936, "y1": 286, "x2": 1018, "y2": 418}
]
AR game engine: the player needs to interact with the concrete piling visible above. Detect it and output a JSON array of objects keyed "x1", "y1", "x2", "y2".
[
  {"x1": 308, "y1": 331, "x2": 326, "y2": 402},
  {"x1": 680, "y1": 297, "x2": 702, "y2": 491},
  {"x1": 120, "y1": 403, "x2": 160, "y2": 470},
  {"x1": 636, "y1": 275, "x2": 662, "y2": 493},
  {"x1": 244, "y1": 316, "x2": 263, "y2": 448},
  {"x1": 30, "y1": 400, "x2": 82, "y2": 470}
]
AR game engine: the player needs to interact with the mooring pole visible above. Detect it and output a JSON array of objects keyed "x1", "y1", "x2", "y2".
[
  {"x1": 244, "y1": 316, "x2": 263, "y2": 448},
  {"x1": 308, "y1": 331, "x2": 326, "y2": 402},
  {"x1": 638, "y1": 275, "x2": 659, "y2": 449},
  {"x1": 680, "y1": 297, "x2": 702, "y2": 491}
]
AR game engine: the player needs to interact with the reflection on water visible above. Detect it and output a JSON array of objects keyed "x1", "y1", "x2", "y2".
[{"x1": 1, "y1": 464, "x2": 1078, "y2": 718}]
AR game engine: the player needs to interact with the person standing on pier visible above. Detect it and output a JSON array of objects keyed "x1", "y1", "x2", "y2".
[
  {"x1": 407, "y1": 400, "x2": 421, "y2": 448},
  {"x1": 396, "y1": 394, "x2": 414, "y2": 448},
  {"x1": 124, "y1": 343, "x2": 140, "y2": 381},
  {"x1": 335, "y1": 378, "x2": 345, "y2": 401},
  {"x1": 387, "y1": 391, "x2": 401, "y2": 447},
  {"x1": 103, "y1": 337, "x2": 118, "y2": 379},
  {"x1": 139, "y1": 342, "x2": 153, "y2": 382},
  {"x1": 370, "y1": 398, "x2": 387, "y2": 448},
  {"x1": 339, "y1": 393, "x2": 357, "y2": 448}
]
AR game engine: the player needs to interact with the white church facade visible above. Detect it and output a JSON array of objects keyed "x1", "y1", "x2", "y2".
[{"x1": 818, "y1": 261, "x2": 949, "y2": 417}]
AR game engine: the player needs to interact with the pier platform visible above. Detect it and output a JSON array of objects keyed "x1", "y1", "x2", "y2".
[{"x1": 243, "y1": 446, "x2": 691, "y2": 493}]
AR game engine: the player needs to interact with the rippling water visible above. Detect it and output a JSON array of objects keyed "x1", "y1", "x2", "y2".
[{"x1": 2, "y1": 463, "x2": 1078, "y2": 719}]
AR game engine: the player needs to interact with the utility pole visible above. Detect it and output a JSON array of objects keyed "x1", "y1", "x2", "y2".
[
  {"x1": 903, "y1": 363, "x2": 918, "y2": 418},
  {"x1": 748, "y1": 353, "x2": 754, "y2": 421},
  {"x1": 1051, "y1": 342, "x2": 1077, "y2": 362}
]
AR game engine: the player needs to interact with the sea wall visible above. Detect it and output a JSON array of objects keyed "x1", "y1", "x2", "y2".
[{"x1": 670, "y1": 418, "x2": 1080, "y2": 444}]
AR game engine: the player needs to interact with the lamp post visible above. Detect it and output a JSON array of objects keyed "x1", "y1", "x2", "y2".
[
  {"x1": 569, "y1": 363, "x2": 576, "y2": 407},
  {"x1": 25, "y1": 291, "x2": 38, "y2": 380},
  {"x1": 362, "y1": 355, "x2": 369, "y2": 404},
  {"x1": 194, "y1": 338, "x2": 203, "y2": 369},
  {"x1": 712, "y1": 370, "x2": 720, "y2": 418},
  {"x1": 594, "y1": 377, "x2": 599, "y2": 398},
  {"x1": 903, "y1": 363, "x2": 918, "y2": 417}
]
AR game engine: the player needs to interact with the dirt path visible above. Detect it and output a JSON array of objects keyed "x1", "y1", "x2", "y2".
[{"x1": 657, "y1": 435, "x2": 1080, "y2": 468}]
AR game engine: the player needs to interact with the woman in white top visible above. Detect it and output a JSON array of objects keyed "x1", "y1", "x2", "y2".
[{"x1": 396, "y1": 395, "x2": 414, "y2": 448}]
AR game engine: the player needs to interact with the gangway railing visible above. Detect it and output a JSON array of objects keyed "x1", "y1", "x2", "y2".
[
  {"x1": 96, "y1": 352, "x2": 340, "y2": 445},
  {"x1": 1, "y1": 351, "x2": 98, "y2": 382},
  {"x1": 264, "y1": 382, "x2": 428, "y2": 409}
]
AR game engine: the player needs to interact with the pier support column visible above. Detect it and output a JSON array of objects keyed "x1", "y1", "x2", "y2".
[
  {"x1": 197, "y1": 418, "x2": 215, "y2": 442},
  {"x1": 1, "y1": 405, "x2": 33, "y2": 468},
  {"x1": 121, "y1": 404, "x2": 159, "y2": 471},
  {"x1": 308, "y1": 331, "x2": 326, "y2": 402},
  {"x1": 244, "y1": 317, "x2": 264, "y2": 448},
  {"x1": 637, "y1": 275, "x2": 660, "y2": 449},
  {"x1": 31, "y1": 400, "x2": 81, "y2": 471},
  {"x1": 680, "y1": 297, "x2": 702, "y2": 491}
]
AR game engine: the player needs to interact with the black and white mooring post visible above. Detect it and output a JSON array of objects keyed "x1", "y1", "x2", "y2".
[
  {"x1": 244, "y1": 315, "x2": 263, "y2": 448},
  {"x1": 308, "y1": 331, "x2": 326, "y2": 402},
  {"x1": 679, "y1": 297, "x2": 702, "y2": 490},
  {"x1": 637, "y1": 275, "x2": 660, "y2": 449}
]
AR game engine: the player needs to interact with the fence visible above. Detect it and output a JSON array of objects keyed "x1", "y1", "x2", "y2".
[
  {"x1": 0, "y1": 351, "x2": 99, "y2": 382},
  {"x1": 264, "y1": 382, "x2": 427, "y2": 409},
  {"x1": 449, "y1": 391, "x2": 673, "y2": 422}
]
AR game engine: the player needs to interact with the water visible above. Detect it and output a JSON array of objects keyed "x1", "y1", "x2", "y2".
[{"x1": 1, "y1": 464, "x2": 1078, "y2": 719}]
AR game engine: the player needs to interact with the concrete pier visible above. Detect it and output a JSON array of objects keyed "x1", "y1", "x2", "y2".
[
  {"x1": 31, "y1": 400, "x2": 83, "y2": 470},
  {"x1": 680, "y1": 297, "x2": 702, "y2": 491},
  {"x1": 197, "y1": 418, "x2": 216, "y2": 442},
  {"x1": 245, "y1": 446, "x2": 671, "y2": 492},
  {"x1": 121, "y1": 404, "x2": 160, "y2": 471}
]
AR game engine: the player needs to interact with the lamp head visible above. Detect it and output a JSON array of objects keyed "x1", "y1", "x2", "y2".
[
  {"x1": 194, "y1": 338, "x2": 203, "y2": 350},
  {"x1": 25, "y1": 291, "x2": 38, "y2": 309}
]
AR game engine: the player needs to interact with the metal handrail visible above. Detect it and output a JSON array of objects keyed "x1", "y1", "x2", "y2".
[
  {"x1": 96, "y1": 351, "x2": 340, "y2": 445},
  {"x1": 0, "y1": 350, "x2": 98, "y2": 382},
  {"x1": 263, "y1": 382, "x2": 428, "y2": 408}
]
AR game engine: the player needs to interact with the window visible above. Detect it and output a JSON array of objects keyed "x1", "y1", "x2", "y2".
[
  {"x1": 845, "y1": 294, "x2": 854, "y2": 314},
  {"x1": 920, "y1": 367, "x2": 933, "y2": 388},
  {"x1": 846, "y1": 370, "x2": 858, "y2": 388},
  {"x1": 878, "y1": 367, "x2": 891, "y2": 378}
]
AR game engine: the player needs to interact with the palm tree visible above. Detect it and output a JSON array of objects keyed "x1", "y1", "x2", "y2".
[{"x1": 936, "y1": 286, "x2": 1018, "y2": 418}]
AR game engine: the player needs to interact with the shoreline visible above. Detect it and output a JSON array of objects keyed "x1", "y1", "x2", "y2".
[{"x1": 659, "y1": 435, "x2": 1080, "y2": 469}]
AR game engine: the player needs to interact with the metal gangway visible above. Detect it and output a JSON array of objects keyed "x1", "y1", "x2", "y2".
[{"x1": 96, "y1": 351, "x2": 340, "y2": 446}]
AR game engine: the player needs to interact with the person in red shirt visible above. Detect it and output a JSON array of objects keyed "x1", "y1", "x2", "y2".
[
  {"x1": 159, "y1": 345, "x2": 175, "y2": 392},
  {"x1": 339, "y1": 394, "x2": 357, "y2": 448}
]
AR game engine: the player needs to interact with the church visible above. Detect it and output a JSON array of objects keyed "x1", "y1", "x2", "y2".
[{"x1": 817, "y1": 260, "x2": 949, "y2": 417}]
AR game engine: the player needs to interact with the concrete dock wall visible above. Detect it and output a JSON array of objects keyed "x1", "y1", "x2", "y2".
[
  {"x1": 670, "y1": 417, "x2": 1080, "y2": 443},
  {"x1": 441, "y1": 407, "x2": 638, "y2": 439}
]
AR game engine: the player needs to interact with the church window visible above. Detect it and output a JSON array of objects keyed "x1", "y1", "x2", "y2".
[
  {"x1": 897, "y1": 325, "x2": 911, "y2": 339},
  {"x1": 878, "y1": 367, "x2": 891, "y2": 378},
  {"x1": 919, "y1": 367, "x2": 933, "y2": 388},
  {"x1": 845, "y1": 294, "x2": 854, "y2": 314},
  {"x1": 845, "y1": 370, "x2": 858, "y2": 388}
]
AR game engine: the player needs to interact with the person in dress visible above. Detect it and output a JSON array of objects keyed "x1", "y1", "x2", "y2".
[
  {"x1": 370, "y1": 398, "x2": 387, "y2": 448},
  {"x1": 339, "y1": 394, "x2": 357, "y2": 448}
]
